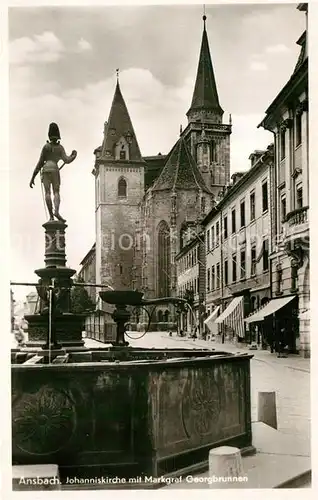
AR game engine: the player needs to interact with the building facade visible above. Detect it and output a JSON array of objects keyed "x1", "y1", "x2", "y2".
[
  {"x1": 78, "y1": 244, "x2": 96, "y2": 303},
  {"x1": 175, "y1": 231, "x2": 206, "y2": 336},
  {"x1": 202, "y1": 146, "x2": 273, "y2": 344},
  {"x1": 258, "y1": 3, "x2": 309, "y2": 357}
]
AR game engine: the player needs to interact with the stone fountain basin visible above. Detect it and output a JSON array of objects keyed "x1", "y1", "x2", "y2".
[{"x1": 12, "y1": 349, "x2": 253, "y2": 482}]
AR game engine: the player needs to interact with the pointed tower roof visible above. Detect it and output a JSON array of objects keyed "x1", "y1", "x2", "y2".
[
  {"x1": 152, "y1": 136, "x2": 211, "y2": 194},
  {"x1": 187, "y1": 16, "x2": 223, "y2": 117},
  {"x1": 101, "y1": 80, "x2": 143, "y2": 162}
]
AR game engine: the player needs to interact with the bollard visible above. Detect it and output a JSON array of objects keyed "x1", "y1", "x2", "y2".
[
  {"x1": 209, "y1": 446, "x2": 244, "y2": 488},
  {"x1": 257, "y1": 391, "x2": 277, "y2": 429}
]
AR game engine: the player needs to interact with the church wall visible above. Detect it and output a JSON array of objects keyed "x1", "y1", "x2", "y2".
[{"x1": 95, "y1": 164, "x2": 144, "y2": 292}]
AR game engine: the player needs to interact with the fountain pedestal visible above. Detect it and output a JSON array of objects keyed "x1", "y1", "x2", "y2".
[
  {"x1": 112, "y1": 305, "x2": 130, "y2": 346},
  {"x1": 25, "y1": 221, "x2": 84, "y2": 348}
]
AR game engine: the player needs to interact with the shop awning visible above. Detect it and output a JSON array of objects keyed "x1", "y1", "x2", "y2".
[
  {"x1": 215, "y1": 296, "x2": 245, "y2": 338},
  {"x1": 204, "y1": 306, "x2": 220, "y2": 331},
  {"x1": 245, "y1": 296, "x2": 295, "y2": 324}
]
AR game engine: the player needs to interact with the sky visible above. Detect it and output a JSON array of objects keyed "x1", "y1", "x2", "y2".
[{"x1": 9, "y1": 2, "x2": 306, "y2": 302}]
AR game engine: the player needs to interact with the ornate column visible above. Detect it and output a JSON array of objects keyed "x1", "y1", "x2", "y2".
[{"x1": 25, "y1": 221, "x2": 85, "y2": 348}]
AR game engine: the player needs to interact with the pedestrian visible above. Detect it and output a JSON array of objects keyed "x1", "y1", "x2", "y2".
[
  {"x1": 277, "y1": 326, "x2": 287, "y2": 358},
  {"x1": 267, "y1": 327, "x2": 274, "y2": 353},
  {"x1": 169, "y1": 331, "x2": 172, "y2": 337}
]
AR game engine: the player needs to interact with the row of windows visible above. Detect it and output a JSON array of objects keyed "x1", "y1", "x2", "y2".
[
  {"x1": 179, "y1": 278, "x2": 200, "y2": 297},
  {"x1": 206, "y1": 241, "x2": 269, "y2": 292},
  {"x1": 178, "y1": 247, "x2": 199, "y2": 274},
  {"x1": 206, "y1": 263, "x2": 221, "y2": 291},
  {"x1": 206, "y1": 183, "x2": 268, "y2": 252}
]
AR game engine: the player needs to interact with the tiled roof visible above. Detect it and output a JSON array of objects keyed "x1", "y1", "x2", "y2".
[
  {"x1": 187, "y1": 20, "x2": 223, "y2": 116},
  {"x1": 101, "y1": 81, "x2": 143, "y2": 162},
  {"x1": 152, "y1": 136, "x2": 211, "y2": 194}
]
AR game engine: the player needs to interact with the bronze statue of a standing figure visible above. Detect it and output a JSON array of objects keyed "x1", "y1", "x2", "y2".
[{"x1": 29, "y1": 123, "x2": 77, "y2": 222}]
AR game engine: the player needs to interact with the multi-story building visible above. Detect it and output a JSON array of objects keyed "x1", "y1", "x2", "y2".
[
  {"x1": 257, "y1": 3, "x2": 309, "y2": 357},
  {"x1": 175, "y1": 230, "x2": 205, "y2": 335},
  {"x1": 202, "y1": 145, "x2": 273, "y2": 344},
  {"x1": 78, "y1": 243, "x2": 96, "y2": 303}
]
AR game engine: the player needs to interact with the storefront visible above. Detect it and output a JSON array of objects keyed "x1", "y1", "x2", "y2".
[{"x1": 244, "y1": 295, "x2": 298, "y2": 353}]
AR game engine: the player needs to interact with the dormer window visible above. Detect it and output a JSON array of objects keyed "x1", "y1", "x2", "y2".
[{"x1": 115, "y1": 136, "x2": 129, "y2": 160}]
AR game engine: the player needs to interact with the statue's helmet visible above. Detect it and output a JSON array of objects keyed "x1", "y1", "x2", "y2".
[{"x1": 48, "y1": 122, "x2": 61, "y2": 141}]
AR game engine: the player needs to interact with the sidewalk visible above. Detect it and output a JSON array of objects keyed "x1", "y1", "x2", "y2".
[
  {"x1": 165, "y1": 422, "x2": 311, "y2": 489},
  {"x1": 162, "y1": 333, "x2": 310, "y2": 373}
]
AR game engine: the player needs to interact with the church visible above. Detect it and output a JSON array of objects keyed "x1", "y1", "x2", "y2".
[{"x1": 82, "y1": 15, "x2": 232, "y2": 330}]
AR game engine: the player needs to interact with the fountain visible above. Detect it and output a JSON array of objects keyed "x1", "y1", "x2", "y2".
[
  {"x1": 11, "y1": 136, "x2": 254, "y2": 487},
  {"x1": 12, "y1": 282, "x2": 255, "y2": 485}
]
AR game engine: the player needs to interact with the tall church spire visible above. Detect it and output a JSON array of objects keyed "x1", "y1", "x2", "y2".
[
  {"x1": 101, "y1": 79, "x2": 143, "y2": 162},
  {"x1": 187, "y1": 15, "x2": 223, "y2": 122}
]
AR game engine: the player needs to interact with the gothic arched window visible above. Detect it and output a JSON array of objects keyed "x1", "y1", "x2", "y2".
[
  {"x1": 118, "y1": 177, "x2": 127, "y2": 198},
  {"x1": 157, "y1": 220, "x2": 171, "y2": 297}
]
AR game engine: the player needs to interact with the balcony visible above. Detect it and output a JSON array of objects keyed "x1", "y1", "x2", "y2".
[
  {"x1": 285, "y1": 206, "x2": 308, "y2": 226},
  {"x1": 283, "y1": 206, "x2": 309, "y2": 252}
]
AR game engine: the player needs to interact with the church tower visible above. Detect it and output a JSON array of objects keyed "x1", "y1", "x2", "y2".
[
  {"x1": 93, "y1": 77, "x2": 145, "y2": 294},
  {"x1": 182, "y1": 15, "x2": 231, "y2": 199}
]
